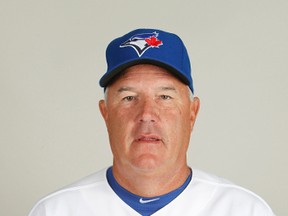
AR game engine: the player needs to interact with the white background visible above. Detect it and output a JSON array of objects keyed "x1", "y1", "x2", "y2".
[{"x1": 1, "y1": 0, "x2": 287, "y2": 215}]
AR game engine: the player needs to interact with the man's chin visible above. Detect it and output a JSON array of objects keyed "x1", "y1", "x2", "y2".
[{"x1": 131, "y1": 155, "x2": 165, "y2": 173}]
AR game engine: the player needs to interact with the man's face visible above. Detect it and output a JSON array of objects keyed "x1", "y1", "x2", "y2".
[{"x1": 99, "y1": 64, "x2": 200, "y2": 174}]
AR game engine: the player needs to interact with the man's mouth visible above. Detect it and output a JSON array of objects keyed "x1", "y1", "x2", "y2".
[{"x1": 136, "y1": 135, "x2": 161, "y2": 142}]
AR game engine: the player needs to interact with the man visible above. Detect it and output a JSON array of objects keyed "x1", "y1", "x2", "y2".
[{"x1": 29, "y1": 28, "x2": 275, "y2": 215}]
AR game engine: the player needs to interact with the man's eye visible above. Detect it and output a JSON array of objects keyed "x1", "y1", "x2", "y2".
[
  {"x1": 160, "y1": 95, "x2": 172, "y2": 100},
  {"x1": 123, "y1": 96, "x2": 135, "y2": 101}
]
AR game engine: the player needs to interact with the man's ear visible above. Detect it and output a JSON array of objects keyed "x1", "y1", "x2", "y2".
[
  {"x1": 190, "y1": 97, "x2": 200, "y2": 128},
  {"x1": 99, "y1": 100, "x2": 108, "y2": 122}
]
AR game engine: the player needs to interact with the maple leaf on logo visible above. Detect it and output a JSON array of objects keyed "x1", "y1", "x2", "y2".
[{"x1": 145, "y1": 36, "x2": 163, "y2": 47}]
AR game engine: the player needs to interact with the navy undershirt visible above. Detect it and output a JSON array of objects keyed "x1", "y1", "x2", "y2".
[{"x1": 106, "y1": 167, "x2": 192, "y2": 216}]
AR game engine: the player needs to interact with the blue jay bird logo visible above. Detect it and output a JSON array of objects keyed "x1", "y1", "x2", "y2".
[{"x1": 120, "y1": 32, "x2": 163, "y2": 57}]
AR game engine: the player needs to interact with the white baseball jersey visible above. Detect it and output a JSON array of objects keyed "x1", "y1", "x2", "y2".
[{"x1": 28, "y1": 168, "x2": 275, "y2": 216}]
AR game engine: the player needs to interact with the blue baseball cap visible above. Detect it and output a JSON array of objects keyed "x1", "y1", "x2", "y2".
[{"x1": 99, "y1": 28, "x2": 194, "y2": 93}]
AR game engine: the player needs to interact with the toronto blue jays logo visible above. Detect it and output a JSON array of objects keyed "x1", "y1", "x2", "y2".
[{"x1": 120, "y1": 32, "x2": 163, "y2": 57}]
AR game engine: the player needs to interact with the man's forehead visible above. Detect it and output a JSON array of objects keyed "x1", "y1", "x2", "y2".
[
  {"x1": 116, "y1": 85, "x2": 177, "y2": 93},
  {"x1": 108, "y1": 68, "x2": 189, "y2": 95},
  {"x1": 105, "y1": 64, "x2": 190, "y2": 95}
]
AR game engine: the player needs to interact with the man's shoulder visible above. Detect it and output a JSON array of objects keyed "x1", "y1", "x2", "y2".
[
  {"x1": 29, "y1": 168, "x2": 110, "y2": 216},
  {"x1": 41, "y1": 167, "x2": 108, "y2": 197},
  {"x1": 62, "y1": 167, "x2": 108, "y2": 190},
  {"x1": 193, "y1": 169, "x2": 261, "y2": 195},
  {"x1": 192, "y1": 169, "x2": 265, "y2": 199},
  {"x1": 192, "y1": 169, "x2": 235, "y2": 185},
  {"x1": 190, "y1": 169, "x2": 274, "y2": 215}
]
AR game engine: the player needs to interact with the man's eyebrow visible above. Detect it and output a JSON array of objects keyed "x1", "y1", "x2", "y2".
[
  {"x1": 117, "y1": 86, "x2": 177, "y2": 93},
  {"x1": 158, "y1": 86, "x2": 177, "y2": 92}
]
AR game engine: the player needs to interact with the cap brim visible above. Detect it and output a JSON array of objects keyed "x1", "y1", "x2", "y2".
[{"x1": 99, "y1": 59, "x2": 190, "y2": 88}]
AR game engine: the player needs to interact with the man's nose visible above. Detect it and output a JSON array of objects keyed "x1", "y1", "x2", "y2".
[{"x1": 137, "y1": 98, "x2": 159, "y2": 123}]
